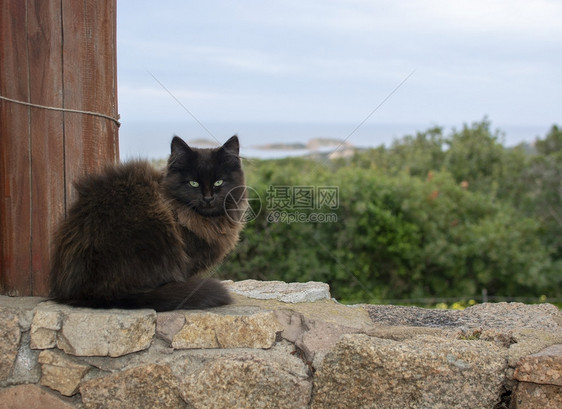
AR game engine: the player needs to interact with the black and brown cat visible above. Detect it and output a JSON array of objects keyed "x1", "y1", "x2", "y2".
[{"x1": 49, "y1": 135, "x2": 246, "y2": 311}]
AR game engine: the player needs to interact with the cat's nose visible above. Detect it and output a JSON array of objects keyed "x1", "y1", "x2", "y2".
[{"x1": 203, "y1": 196, "x2": 214, "y2": 204}]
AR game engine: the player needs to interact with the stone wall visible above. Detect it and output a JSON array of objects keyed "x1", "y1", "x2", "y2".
[{"x1": 0, "y1": 280, "x2": 560, "y2": 409}]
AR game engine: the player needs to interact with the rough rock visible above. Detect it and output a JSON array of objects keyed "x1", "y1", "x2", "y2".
[
  {"x1": 366, "y1": 302, "x2": 562, "y2": 366},
  {"x1": 513, "y1": 343, "x2": 562, "y2": 386},
  {"x1": 80, "y1": 363, "x2": 185, "y2": 409},
  {"x1": 59, "y1": 307, "x2": 156, "y2": 357},
  {"x1": 8, "y1": 333, "x2": 41, "y2": 385},
  {"x1": 169, "y1": 340, "x2": 310, "y2": 383},
  {"x1": 233, "y1": 296, "x2": 371, "y2": 330},
  {"x1": 1, "y1": 290, "x2": 561, "y2": 409},
  {"x1": 30, "y1": 309, "x2": 61, "y2": 349},
  {"x1": 275, "y1": 308, "x2": 363, "y2": 367},
  {"x1": 512, "y1": 382, "x2": 562, "y2": 409},
  {"x1": 178, "y1": 353, "x2": 312, "y2": 409},
  {"x1": 171, "y1": 306, "x2": 282, "y2": 349},
  {"x1": 38, "y1": 349, "x2": 90, "y2": 396},
  {"x1": 462, "y1": 302, "x2": 562, "y2": 330},
  {"x1": 156, "y1": 311, "x2": 185, "y2": 343},
  {"x1": 29, "y1": 303, "x2": 156, "y2": 357},
  {"x1": 225, "y1": 279, "x2": 331, "y2": 303},
  {"x1": 367, "y1": 304, "x2": 463, "y2": 327},
  {"x1": 311, "y1": 333, "x2": 508, "y2": 409},
  {"x1": 0, "y1": 310, "x2": 21, "y2": 382},
  {"x1": 0, "y1": 296, "x2": 44, "y2": 330},
  {"x1": 511, "y1": 343, "x2": 562, "y2": 409},
  {"x1": 366, "y1": 302, "x2": 562, "y2": 331},
  {"x1": 232, "y1": 294, "x2": 372, "y2": 367},
  {"x1": 508, "y1": 329, "x2": 562, "y2": 367},
  {"x1": 0, "y1": 384, "x2": 76, "y2": 409}
]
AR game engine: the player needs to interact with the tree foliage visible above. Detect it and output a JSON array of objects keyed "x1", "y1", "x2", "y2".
[{"x1": 218, "y1": 120, "x2": 562, "y2": 303}]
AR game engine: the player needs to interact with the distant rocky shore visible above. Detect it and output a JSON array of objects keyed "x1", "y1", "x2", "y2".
[
  {"x1": 187, "y1": 137, "x2": 356, "y2": 159},
  {"x1": 254, "y1": 137, "x2": 352, "y2": 151}
]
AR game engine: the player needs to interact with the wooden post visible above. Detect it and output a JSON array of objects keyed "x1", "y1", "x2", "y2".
[{"x1": 0, "y1": 0, "x2": 119, "y2": 296}]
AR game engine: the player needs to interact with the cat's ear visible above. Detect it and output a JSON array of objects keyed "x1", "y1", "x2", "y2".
[
  {"x1": 169, "y1": 136, "x2": 195, "y2": 170},
  {"x1": 171, "y1": 136, "x2": 194, "y2": 156},
  {"x1": 222, "y1": 135, "x2": 239, "y2": 155}
]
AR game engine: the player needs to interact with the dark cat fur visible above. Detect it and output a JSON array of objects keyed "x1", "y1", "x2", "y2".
[{"x1": 49, "y1": 135, "x2": 247, "y2": 311}]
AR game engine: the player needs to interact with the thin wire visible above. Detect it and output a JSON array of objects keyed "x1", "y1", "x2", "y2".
[
  {"x1": 145, "y1": 69, "x2": 415, "y2": 305},
  {"x1": 330, "y1": 69, "x2": 416, "y2": 156},
  {"x1": 0, "y1": 95, "x2": 121, "y2": 127},
  {"x1": 286, "y1": 70, "x2": 416, "y2": 299},
  {"x1": 146, "y1": 70, "x2": 220, "y2": 144}
]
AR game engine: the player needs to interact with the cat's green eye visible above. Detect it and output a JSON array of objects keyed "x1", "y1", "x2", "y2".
[
  {"x1": 213, "y1": 180, "x2": 223, "y2": 187},
  {"x1": 189, "y1": 181, "x2": 199, "y2": 188}
]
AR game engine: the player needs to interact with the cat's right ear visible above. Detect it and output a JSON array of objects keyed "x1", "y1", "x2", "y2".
[
  {"x1": 169, "y1": 136, "x2": 195, "y2": 170},
  {"x1": 171, "y1": 136, "x2": 193, "y2": 155}
]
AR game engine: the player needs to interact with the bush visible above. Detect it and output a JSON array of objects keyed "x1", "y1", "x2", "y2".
[{"x1": 220, "y1": 143, "x2": 559, "y2": 303}]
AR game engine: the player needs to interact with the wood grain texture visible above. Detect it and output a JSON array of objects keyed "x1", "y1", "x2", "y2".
[
  {"x1": 0, "y1": 0, "x2": 119, "y2": 296},
  {"x1": 0, "y1": 0, "x2": 32, "y2": 295},
  {"x1": 28, "y1": 0, "x2": 65, "y2": 295},
  {"x1": 62, "y1": 0, "x2": 119, "y2": 204}
]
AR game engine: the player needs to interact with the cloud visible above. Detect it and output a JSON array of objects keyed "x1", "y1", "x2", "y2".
[
  {"x1": 117, "y1": 0, "x2": 561, "y2": 126},
  {"x1": 420, "y1": 0, "x2": 562, "y2": 35}
]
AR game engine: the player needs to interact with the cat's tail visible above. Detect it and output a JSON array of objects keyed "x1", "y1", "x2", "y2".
[{"x1": 57, "y1": 277, "x2": 233, "y2": 312}]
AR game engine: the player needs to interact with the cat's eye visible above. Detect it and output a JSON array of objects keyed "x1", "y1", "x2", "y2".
[
  {"x1": 213, "y1": 180, "x2": 223, "y2": 187},
  {"x1": 189, "y1": 181, "x2": 199, "y2": 187}
]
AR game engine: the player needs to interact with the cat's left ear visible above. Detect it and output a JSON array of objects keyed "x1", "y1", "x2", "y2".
[
  {"x1": 171, "y1": 136, "x2": 194, "y2": 156},
  {"x1": 222, "y1": 135, "x2": 239, "y2": 156}
]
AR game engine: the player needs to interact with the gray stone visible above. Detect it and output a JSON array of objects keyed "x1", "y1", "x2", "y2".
[
  {"x1": 366, "y1": 304, "x2": 462, "y2": 327},
  {"x1": 366, "y1": 302, "x2": 562, "y2": 368},
  {"x1": 225, "y1": 279, "x2": 331, "y2": 303},
  {"x1": 365, "y1": 302, "x2": 562, "y2": 332},
  {"x1": 460, "y1": 302, "x2": 562, "y2": 331},
  {"x1": 39, "y1": 349, "x2": 91, "y2": 396},
  {"x1": 178, "y1": 354, "x2": 312, "y2": 409},
  {"x1": 172, "y1": 306, "x2": 282, "y2": 349},
  {"x1": 514, "y1": 344, "x2": 562, "y2": 386},
  {"x1": 232, "y1": 294, "x2": 373, "y2": 369},
  {"x1": 233, "y1": 295, "x2": 372, "y2": 330},
  {"x1": 30, "y1": 308, "x2": 61, "y2": 349},
  {"x1": 1, "y1": 287, "x2": 562, "y2": 409},
  {"x1": 0, "y1": 310, "x2": 21, "y2": 382},
  {"x1": 0, "y1": 295, "x2": 45, "y2": 331},
  {"x1": 508, "y1": 329, "x2": 562, "y2": 367},
  {"x1": 512, "y1": 382, "x2": 562, "y2": 409},
  {"x1": 156, "y1": 311, "x2": 185, "y2": 343},
  {"x1": 8, "y1": 333, "x2": 41, "y2": 385},
  {"x1": 170, "y1": 340, "x2": 310, "y2": 381},
  {"x1": 311, "y1": 333, "x2": 508, "y2": 409},
  {"x1": 80, "y1": 363, "x2": 186, "y2": 409},
  {"x1": 54, "y1": 306, "x2": 156, "y2": 357},
  {"x1": 275, "y1": 308, "x2": 363, "y2": 367}
]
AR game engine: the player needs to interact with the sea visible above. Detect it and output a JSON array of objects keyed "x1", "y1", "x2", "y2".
[{"x1": 118, "y1": 120, "x2": 550, "y2": 160}]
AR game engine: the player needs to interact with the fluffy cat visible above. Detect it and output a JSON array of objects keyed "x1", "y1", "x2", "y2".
[{"x1": 49, "y1": 135, "x2": 246, "y2": 311}]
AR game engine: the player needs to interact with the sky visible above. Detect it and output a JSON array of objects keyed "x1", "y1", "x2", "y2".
[{"x1": 117, "y1": 0, "x2": 561, "y2": 158}]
